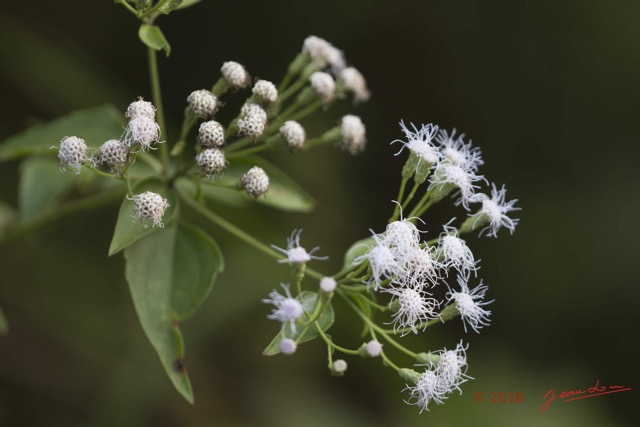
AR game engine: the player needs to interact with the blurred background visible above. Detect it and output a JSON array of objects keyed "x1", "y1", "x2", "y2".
[{"x1": 0, "y1": 0, "x2": 638, "y2": 425}]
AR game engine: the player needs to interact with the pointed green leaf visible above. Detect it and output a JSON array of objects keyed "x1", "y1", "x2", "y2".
[
  {"x1": 124, "y1": 221, "x2": 224, "y2": 402},
  {"x1": 108, "y1": 179, "x2": 178, "y2": 256},
  {"x1": 263, "y1": 291, "x2": 334, "y2": 356},
  {"x1": 18, "y1": 157, "x2": 78, "y2": 221},
  {"x1": 138, "y1": 24, "x2": 171, "y2": 56},
  {"x1": 196, "y1": 156, "x2": 316, "y2": 212},
  {"x1": 0, "y1": 104, "x2": 125, "y2": 162},
  {"x1": 343, "y1": 236, "x2": 376, "y2": 269}
]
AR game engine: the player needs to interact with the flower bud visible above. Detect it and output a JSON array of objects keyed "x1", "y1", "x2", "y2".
[
  {"x1": 319, "y1": 276, "x2": 337, "y2": 293},
  {"x1": 309, "y1": 71, "x2": 336, "y2": 105},
  {"x1": 252, "y1": 80, "x2": 278, "y2": 105},
  {"x1": 240, "y1": 166, "x2": 269, "y2": 198},
  {"x1": 57, "y1": 136, "x2": 88, "y2": 174},
  {"x1": 279, "y1": 121, "x2": 306, "y2": 151},
  {"x1": 197, "y1": 120, "x2": 226, "y2": 148},
  {"x1": 331, "y1": 359, "x2": 348, "y2": 376},
  {"x1": 96, "y1": 139, "x2": 128, "y2": 173},
  {"x1": 221, "y1": 61, "x2": 251, "y2": 90},
  {"x1": 187, "y1": 89, "x2": 219, "y2": 119},
  {"x1": 196, "y1": 148, "x2": 226, "y2": 178},
  {"x1": 339, "y1": 115, "x2": 366, "y2": 155},
  {"x1": 303, "y1": 35, "x2": 346, "y2": 72},
  {"x1": 339, "y1": 67, "x2": 370, "y2": 104},
  {"x1": 125, "y1": 116, "x2": 161, "y2": 151},
  {"x1": 125, "y1": 98, "x2": 155, "y2": 120},
  {"x1": 238, "y1": 104, "x2": 268, "y2": 141},
  {"x1": 359, "y1": 340, "x2": 383, "y2": 358},
  {"x1": 131, "y1": 191, "x2": 170, "y2": 228},
  {"x1": 279, "y1": 338, "x2": 297, "y2": 355}
]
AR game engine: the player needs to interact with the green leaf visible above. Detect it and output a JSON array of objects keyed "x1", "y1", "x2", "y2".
[
  {"x1": 175, "y1": 0, "x2": 202, "y2": 10},
  {"x1": 18, "y1": 157, "x2": 77, "y2": 221},
  {"x1": 0, "y1": 306, "x2": 8, "y2": 335},
  {"x1": 196, "y1": 156, "x2": 316, "y2": 212},
  {"x1": 0, "y1": 104, "x2": 125, "y2": 162},
  {"x1": 124, "y1": 222, "x2": 224, "y2": 403},
  {"x1": 138, "y1": 24, "x2": 171, "y2": 56},
  {"x1": 263, "y1": 291, "x2": 334, "y2": 356},
  {"x1": 108, "y1": 179, "x2": 178, "y2": 256},
  {"x1": 342, "y1": 236, "x2": 376, "y2": 269}
]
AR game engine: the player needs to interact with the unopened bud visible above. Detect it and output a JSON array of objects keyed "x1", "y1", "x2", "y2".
[
  {"x1": 279, "y1": 121, "x2": 306, "y2": 151},
  {"x1": 331, "y1": 359, "x2": 348, "y2": 376},
  {"x1": 252, "y1": 80, "x2": 278, "y2": 105},
  {"x1": 221, "y1": 61, "x2": 251, "y2": 90},
  {"x1": 125, "y1": 98, "x2": 156, "y2": 120},
  {"x1": 238, "y1": 104, "x2": 268, "y2": 141},
  {"x1": 96, "y1": 139, "x2": 128, "y2": 173},
  {"x1": 196, "y1": 148, "x2": 226, "y2": 178},
  {"x1": 197, "y1": 120, "x2": 226, "y2": 148},
  {"x1": 131, "y1": 191, "x2": 170, "y2": 228},
  {"x1": 279, "y1": 338, "x2": 297, "y2": 355},
  {"x1": 240, "y1": 166, "x2": 269, "y2": 198},
  {"x1": 338, "y1": 115, "x2": 366, "y2": 155},
  {"x1": 57, "y1": 136, "x2": 88, "y2": 174},
  {"x1": 187, "y1": 89, "x2": 219, "y2": 119},
  {"x1": 339, "y1": 67, "x2": 370, "y2": 104},
  {"x1": 309, "y1": 71, "x2": 336, "y2": 105}
]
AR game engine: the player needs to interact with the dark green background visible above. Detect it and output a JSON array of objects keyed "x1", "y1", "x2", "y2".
[{"x1": 0, "y1": 1, "x2": 638, "y2": 425}]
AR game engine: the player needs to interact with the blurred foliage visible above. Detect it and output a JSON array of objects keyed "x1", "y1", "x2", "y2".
[{"x1": 0, "y1": 0, "x2": 638, "y2": 426}]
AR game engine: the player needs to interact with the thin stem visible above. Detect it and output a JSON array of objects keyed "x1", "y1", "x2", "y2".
[
  {"x1": 317, "y1": 327, "x2": 360, "y2": 356},
  {"x1": 226, "y1": 138, "x2": 281, "y2": 159},
  {"x1": 147, "y1": 46, "x2": 170, "y2": 178},
  {"x1": 83, "y1": 163, "x2": 119, "y2": 179},
  {"x1": 390, "y1": 176, "x2": 409, "y2": 222},
  {"x1": 408, "y1": 187, "x2": 434, "y2": 219},
  {"x1": 116, "y1": 0, "x2": 138, "y2": 16},
  {"x1": 401, "y1": 181, "x2": 421, "y2": 211}
]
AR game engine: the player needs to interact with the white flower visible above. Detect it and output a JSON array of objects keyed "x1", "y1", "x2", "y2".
[
  {"x1": 56, "y1": 136, "x2": 88, "y2": 173},
  {"x1": 309, "y1": 71, "x2": 336, "y2": 105},
  {"x1": 429, "y1": 160, "x2": 483, "y2": 208},
  {"x1": 221, "y1": 61, "x2": 251, "y2": 90},
  {"x1": 303, "y1": 35, "x2": 346, "y2": 73},
  {"x1": 130, "y1": 191, "x2": 170, "y2": 228},
  {"x1": 124, "y1": 116, "x2": 161, "y2": 151},
  {"x1": 95, "y1": 139, "x2": 128, "y2": 173},
  {"x1": 354, "y1": 240, "x2": 400, "y2": 288},
  {"x1": 468, "y1": 183, "x2": 520, "y2": 237},
  {"x1": 332, "y1": 359, "x2": 348, "y2": 374},
  {"x1": 279, "y1": 121, "x2": 306, "y2": 151},
  {"x1": 263, "y1": 284, "x2": 304, "y2": 335},
  {"x1": 238, "y1": 103, "x2": 268, "y2": 140},
  {"x1": 438, "y1": 227, "x2": 478, "y2": 277},
  {"x1": 240, "y1": 166, "x2": 269, "y2": 198},
  {"x1": 279, "y1": 338, "x2": 297, "y2": 355},
  {"x1": 436, "y1": 128, "x2": 483, "y2": 172},
  {"x1": 393, "y1": 121, "x2": 440, "y2": 167},
  {"x1": 195, "y1": 148, "x2": 226, "y2": 178},
  {"x1": 252, "y1": 79, "x2": 278, "y2": 105},
  {"x1": 365, "y1": 340, "x2": 383, "y2": 357},
  {"x1": 385, "y1": 287, "x2": 439, "y2": 335},
  {"x1": 401, "y1": 246, "x2": 441, "y2": 288},
  {"x1": 339, "y1": 67, "x2": 370, "y2": 104},
  {"x1": 271, "y1": 229, "x2": 327, "y2": 265},
  {"x1": 339, "y1": 115, "x2": 366, "y2": 155},
  {"x1": 197, "y1": 120, "x2": 226, "y2": 148},
  {"x1": 448, "y1": 276, "x2": 492, "y2": 333},
  {"x1": 435, "y1": 341, "x2": 472, "y2": 393},
  {"x1": 404, "y1": 369, "x2": 449, "y2": 412},
  {"x1": 187, "y1": 89, "x2": 218, "y2": 119},
  {"x1": 319, "y1": 277, "x2": 337, "y2": 293},
  {"x1": 125, "y1": 98, "x2": 155, "y2": 120}
]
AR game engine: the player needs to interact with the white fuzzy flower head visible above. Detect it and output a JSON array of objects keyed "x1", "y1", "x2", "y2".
[
  {"x1": 240, "y1": 166, "x2": 269, "y2": 198},
  {"x1": 366, "y1": 340, "x2": 383, "y2": 357},
  {"x1": 332, "y1": 359, "x2": 348, "y2": 375},
  {"x1": 435, "y1": 341, "x2": 472, "y2": 393},
  {"x1": 303, "y1": 35, "x2": 346, "y2": 72},
  {"x1": 339, "y1": 115, "x2": 366, "y2": 155},
  {"x1": 187, "y1": 89, "x2": 219, "y2": 119},
  {"x1": 402, "y1": 246, "x2": 441, "y2": 288},
  {"x1": 429, "y1": 161, "x2": 482, "y2": 208},
  {"x1": 405, "y1": 369, "x2": 449, "y2": 412},
  {"x1": 279, "y1": 121, "x2": 306, "y2": 151},
  {"x1": 252, "y1": 80, "x2": 278, "y2": 105},
  {"x1": 439, "y1": 228, "x2": 478, "y2": 276},
  {"x1": 393, "y1": 121, "x2": 440, "y2": 167},
  {"x1": 448, "y1": 277, "x2": 492, "y2": 333},
  {"x1": 197, "y1": 120, "x2": 226, "y2": 148},
  {"x1": 238, "y1": 103, "x2": 268, "y2": 141},
  {"x1": 279, "y1": 338, "x2": 297, "y2": 355},
  {"x1": 469, "y1": 184, "x2": 520, "y2": 237},
  {"x1": 131, "y1": 191, "x2": 170, "y2": 228},
  {"x1": 384, "y1": 219, "x2": 421, "y2": 253},
  {"x1": 57, "y1": 136, "x2": 87, "y2": 173},
  {"x1": 195, "y1": 148, "x2": 226, "y2": 178},
  {"x1": 309, "y1": 71, "x2": 336, "y2": 105},
  {"x1": 271, "y1": 229, "x2": 327, "y2": 265},
  {"x1": 339, "y1": 67, "x2": 370, "y2": 103},
  {"x1": 436, "y1": 128, "x2": 483, "y2": 172},
  {"x1": 221, "y1": 61, "x2": 251, "y2": 90},
  {"x1": 125, "y1": 116, "x2": 161, "y2": 151},
  {"x1": 263, "y1": 284, "x2": 304, "y2": 335},
  {"x1": 386, "y1": 287, "x2": 439, "y2": 335},
  {"x1": 319, "y1": 277, "x2": 337, "y2": 293},
  {"x1": 96, "y1": 139, "x2": 128, "y2": 173},
  {"x1": 125, "y1": 98, "x2": 155, "y2": 120},
  {"x1": 354, "y1": 241, "x2": 399, "y2": 288}
]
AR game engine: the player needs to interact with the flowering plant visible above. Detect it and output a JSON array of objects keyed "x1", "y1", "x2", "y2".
[{"x1": 0, "y1": 0, "x2": 519, "y2": 412}]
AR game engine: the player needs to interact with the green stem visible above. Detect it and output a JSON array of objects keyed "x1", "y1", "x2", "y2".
[
  {"x1": 147, "y1": 46, "x2": 170, "y2": 178},
  {"x1": 401, "y1": 181, "x2": 421, "y2": 211},
  {"x1": 390, "y1": 176, "x2": 409, "y2": 222},
  {"x1": 0, "y1": 186, "x2": 126, "y2": 245},
  {"x1": 408, "y1": 187, "x2": 434, "y2": 219},
  {"x1": 83, "y1": 163, "x2": 119, "y2": 179},
  {"x1": 226, "y1": 137, "x2": 282, "y2": 159},
  {"x1": 317, "y1": 326, "x2": 360, "y2": 356},
  {"x1": 117, "y1": 0, "x2": 138, "y2": 16},
  {"x1": 382, "y1": 318, "x2": 442, "y2": 335}
]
